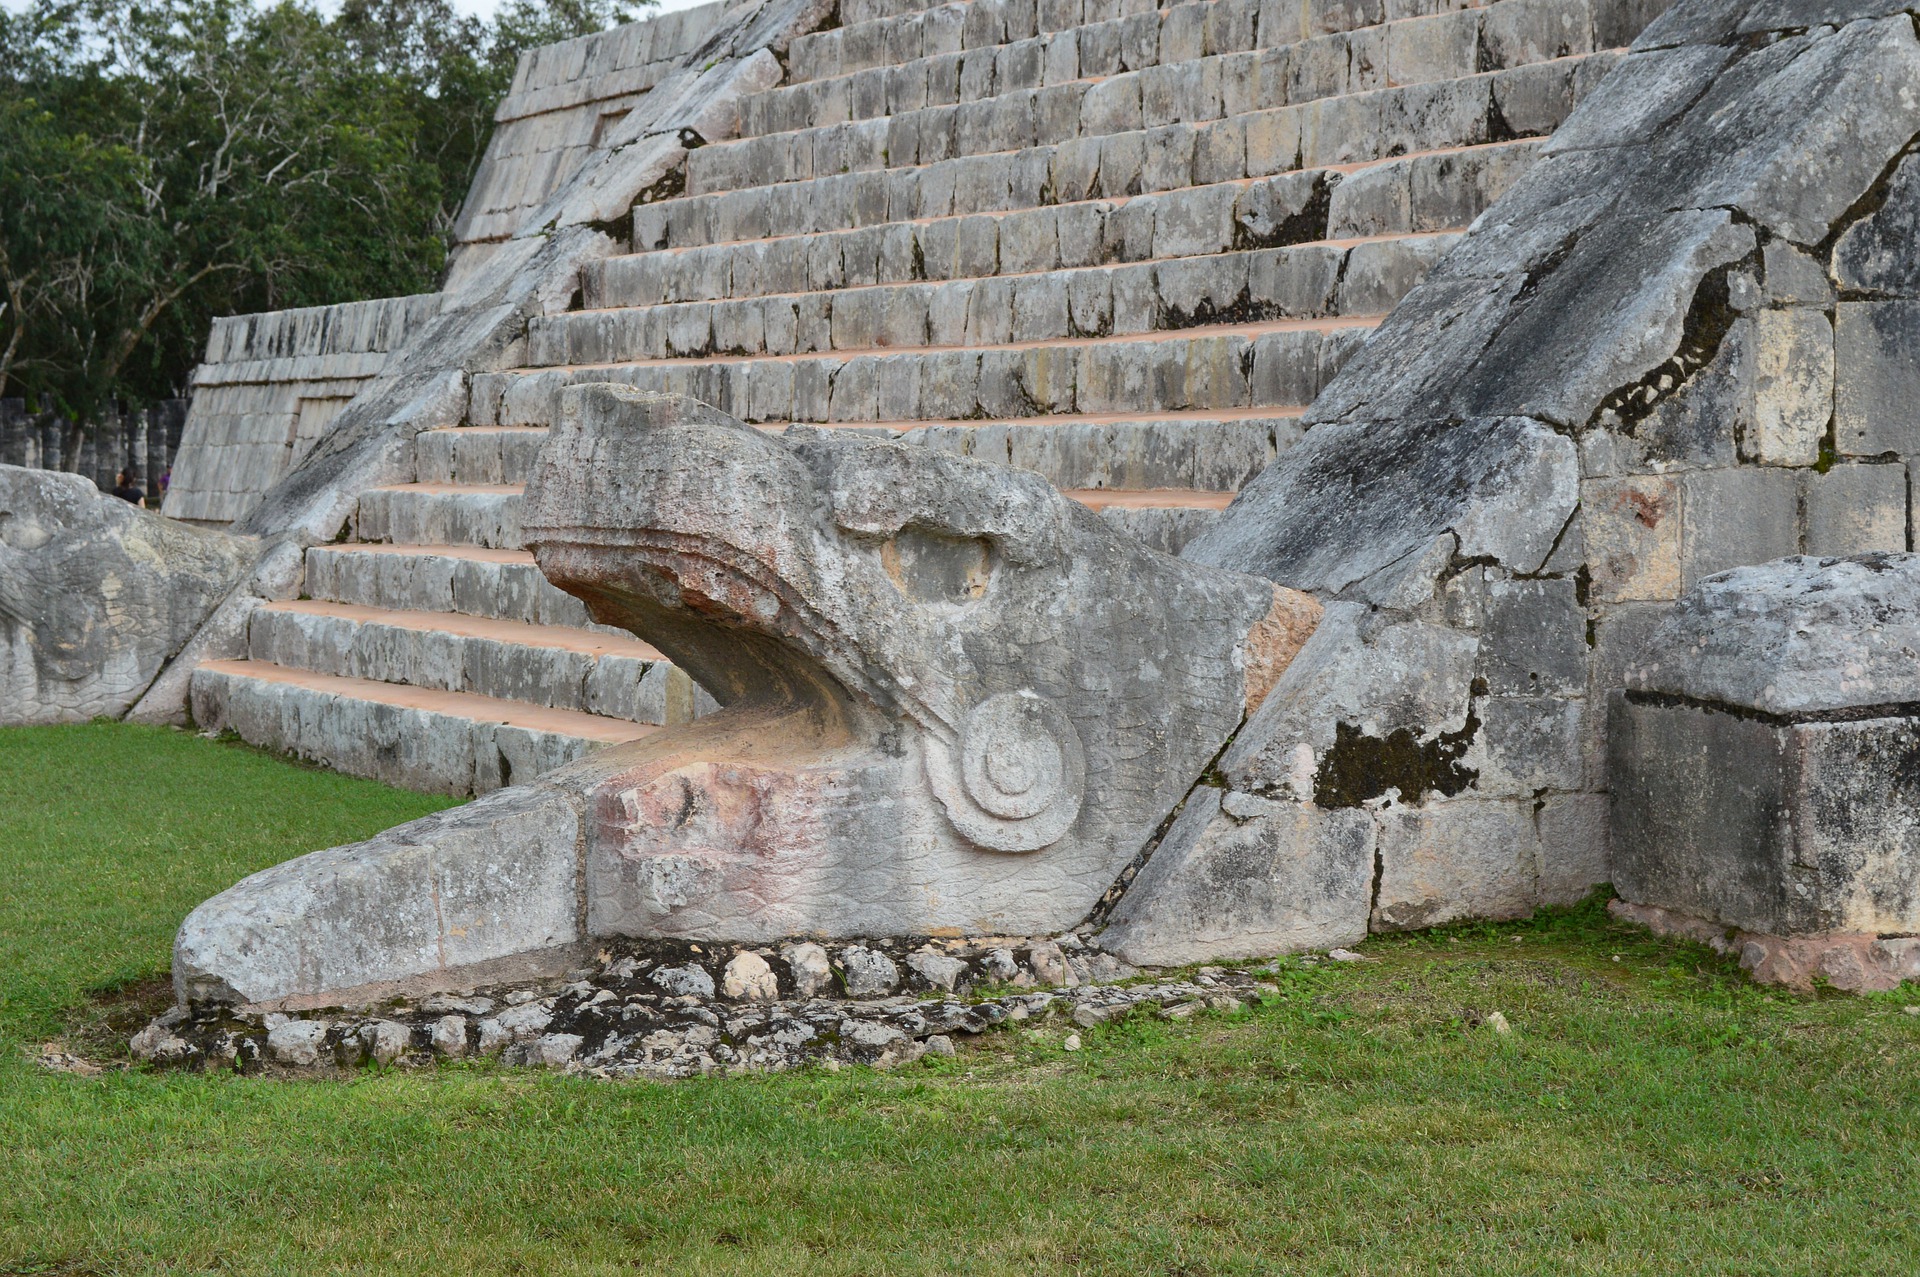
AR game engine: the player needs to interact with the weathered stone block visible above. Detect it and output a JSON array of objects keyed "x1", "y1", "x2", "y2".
[
  {"x1": 1100, "y1": 787, "x2": 1374, "y2": 965},
  {"x1": 1222, "y1": 604, "x2": 1477, "y2": 803},
  {"x1": 1835, "y1": 301, "x2": 1920, "y2": 458},
  {"x1": 1746, "y1": 307, "x2": 1832, "y2": 467},
  {"x1": 1679, "y1": 466, "x2": 1798, "y2": 589},
  {"x1": 173, "y1": 784, "x2": 585, "y2": 1008},
  {"x1": 1372, "y1": 799, "x2": 1538, "y2": 931},
  {"x1": 1582, "y1": 474, "x2": 1681, "y2": 602},
  {"x1": 1803, "y1": 464, "x2": 1907, "y2": 558},
  {"x1": 1475, "y1": 577, "x2": 1586, "y2": 697},
  {"x1": 1471, "y1": 695, "x2": 1584, "y2": 795}
]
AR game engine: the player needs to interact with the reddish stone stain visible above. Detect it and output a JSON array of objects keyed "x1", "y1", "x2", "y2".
[{"x1": 1623, "y1": 489, "x2": 1668, "y2": 529}]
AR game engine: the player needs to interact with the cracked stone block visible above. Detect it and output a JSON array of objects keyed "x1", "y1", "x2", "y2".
[
  {"x1": 1222, "y1": 604, "x2": 1478, "y2": 804},
  {"x1": 1614, "y1": 554, "x2": 1920, "y2": 938},
  {"x1": 1803, "y1": 464, "x2": 1908, "y2": 558},
  {"x1": 1100, "y1": 787, "x2": 1374, "y2": 965},
  {"x1": 1833, "y1": 151, "x2": 1920, "y2": 297},
  {"x1": 1762, "y1": 240, "x2": 1834, "y2": 307}
]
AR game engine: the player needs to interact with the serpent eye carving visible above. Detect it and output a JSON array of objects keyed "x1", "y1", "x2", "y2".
[{"x1": 926, "y1": 691, "x2": 1086, "y2": 853}]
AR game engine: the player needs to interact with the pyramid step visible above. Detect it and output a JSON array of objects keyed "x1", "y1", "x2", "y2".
[
  {"x1": 683, "y1": 52, "x2": 1610, "y2": 198},
  {"x1": 304, "y1": 543, "x2": 602, "y2": 630},
  {"x1": 541, "y1": 235, "x2": 1453, "y2": 365},
  {"x1": 353, "y1": 479, "x2": 1241, "y2": 556},
  {"x1": 785, "y1": 0, "x2": 1568, "y2": 89},
  {"x1": 190, "y1": 660, "x2": 655, "y2": 796},
  {"x1": 482, "y1": 318, "x2": 1376, "y2": 430},
  {"x1": 606, "y1": 143, "x2": 1499, "y2": 301},
  {"x1": 247, "y1": 600, "x2": 702, "y2": 726},
  {"x1": 423, "y1": 406, "x2": 1300, "y2": 491},
  {"x1": 640, "y1": 123, "x2": 1538, "y2": 256},
  {"x1": 415, "y1": 426, "x2": 548, "y2": 486},
  {"x1": 756, "y1": 0, "x2": 1643, "y2": 139},
  {"x1": 353, "y1": 483, "x2": 522, "y2": 550}
]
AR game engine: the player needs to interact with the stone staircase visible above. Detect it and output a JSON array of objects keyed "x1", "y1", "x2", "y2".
[{"x1": 191, "y1": 0, "x2": 1667, "y2": 794}]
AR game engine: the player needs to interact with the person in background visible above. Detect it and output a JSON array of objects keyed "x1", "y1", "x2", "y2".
[
  {"x1": 111, "y1": 470, "x2": 145, "y2": 505},
  {"x1": 157, "y1": 467, "x2": 171, "y2": 503}
]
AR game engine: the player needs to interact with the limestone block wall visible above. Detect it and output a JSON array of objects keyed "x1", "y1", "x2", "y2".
[
  {"x1": 1107, "y1": 0, "x2": 1920, "y2": 961},
  {"x1": 164, "y1": 294, "x2": 442, "y2": 525},
  {"x1": 443, "y1": 1, "x2": 732, "y2": 290}
]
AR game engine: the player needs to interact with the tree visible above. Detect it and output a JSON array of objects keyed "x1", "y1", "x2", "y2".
[{"x1": 0, "y1": 0, "x2": 636, "y2": 467}]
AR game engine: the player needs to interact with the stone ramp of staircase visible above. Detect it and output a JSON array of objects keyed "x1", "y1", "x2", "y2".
[{"x1": 189, "y1": 0, "x2": 1673, "y2": 792}]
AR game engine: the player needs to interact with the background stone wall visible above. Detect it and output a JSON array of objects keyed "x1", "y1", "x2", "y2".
[{"x1": 160, "y1": 293, "x2": 442, "y2": 526}]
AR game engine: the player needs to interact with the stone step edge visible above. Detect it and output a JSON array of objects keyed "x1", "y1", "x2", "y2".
[
  {"x1": 307, "y1": 542, "x2": 538, "y2": 565},
  {"x1": 512, "y1": 313, "x2": 1381, "y2": 375},
  {"x1": 195, "y1": 660, "x2": 654, "y2": 744},
  {"x1": 781, "y1": 0, "x2": 1495, "y2": 89},
  {"x1": 686, "y1": 52, "x2": 1601, "y2": 197},
  {"x1": 627, "y1": 137, "x2": 1536, "y2": 254},
  {"x1": 419, "y1": 405, "x2": 1308, "y2": 440},
  {"x1": 362, "y1": 481, "x2": 1239, "y2": 511},
  {"x1": 753, "y1": 9, "x2": 1565, "y2": 138},
  {"x1": 562, "y1": 231, "x2": 1462, "y2": 319},
  {"x1": 611, "y1": 194, "x2": 1469, "y2": 261},
  {"x1": 261, "y1": 599, "x2": 670, "y2": 664}
]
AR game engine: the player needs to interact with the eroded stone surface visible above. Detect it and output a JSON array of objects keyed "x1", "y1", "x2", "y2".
[
  {"x1": 1626, "y1": 555, "x2": 1920, "y2": 717},
  {"x1": 0, "y1": 467, "x2": 254, "y2": 724}
]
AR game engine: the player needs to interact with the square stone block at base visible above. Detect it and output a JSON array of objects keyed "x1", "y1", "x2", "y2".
[{"x1": 1610, "y1": 692, "x2": 1920, "y2": 937}]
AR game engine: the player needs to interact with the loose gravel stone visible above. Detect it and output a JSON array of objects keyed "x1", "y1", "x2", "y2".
[
  {"x1": 652, "y1": 963, "x2": 717, "y2": 998},
  {"x1": 782, "y1": 942, "x2": 834, "y2": 997},
  {"x1": 359, "y1": 1020, "x2": 413, "y2": 1063},
  {"x1": 430, "y1": 1015, "x2": 470, "y2": 1057},
  {"x1": 722, "y1": 951, "x2": 779, "y2": 1002},
  {"x1": 266, "y1": 1020, "x2": 329, "y2": 1066},
  {"x1": 132, "y1": 935, "x2": 1280, "y2": 1080},
  {"x1": 838, "y1": 946, "x2": 900, "y2": 996}
]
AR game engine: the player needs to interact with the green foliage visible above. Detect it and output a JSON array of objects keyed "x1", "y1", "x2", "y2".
[
  {"x1": 0, "y1": 0, "x2": 636, "y2": 434},
  {"x1": 5, "y1": 723, "x2": 1920, "y2": 1274}
]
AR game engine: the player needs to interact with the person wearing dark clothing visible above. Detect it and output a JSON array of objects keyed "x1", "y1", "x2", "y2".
[{"x1": 111, "y1": 470, "x2": 145, "y2": 505}]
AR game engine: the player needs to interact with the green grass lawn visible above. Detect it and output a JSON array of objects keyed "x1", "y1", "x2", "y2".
[{"x1": 4, "y1": 723, "x2": 1920, "y2": 1275}]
